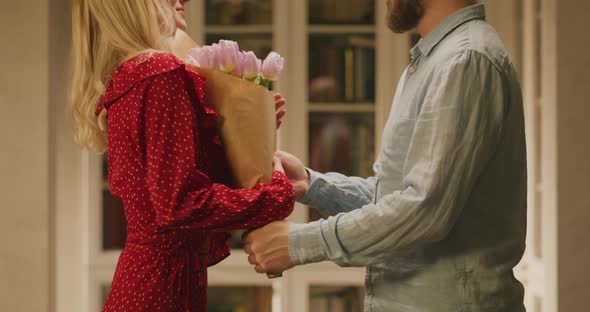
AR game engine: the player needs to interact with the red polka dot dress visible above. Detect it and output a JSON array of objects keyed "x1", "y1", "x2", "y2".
[{"x1": 97, "y1": 52, "x2": 295, "y2": 312}]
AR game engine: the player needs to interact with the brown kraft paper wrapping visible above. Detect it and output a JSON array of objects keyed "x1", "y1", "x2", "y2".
[{"x1": 188, "y1": 65, "x2": 276, "y2": 189}]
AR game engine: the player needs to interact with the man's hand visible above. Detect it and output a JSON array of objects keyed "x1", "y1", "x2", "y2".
[
  {"x1": 275, "y1": 151, "x2": 310, "y2": 199},
  {"x1": 275, "y1": 94, "x2": 287, "y2": 129},
  {"x1": 243, "y1": 221, "x2": 295, "y2": 274}
]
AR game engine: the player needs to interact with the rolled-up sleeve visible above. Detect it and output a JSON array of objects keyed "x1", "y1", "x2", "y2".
[{"x1": 289, "y1": 51, "x2": 506, "y2": 266}]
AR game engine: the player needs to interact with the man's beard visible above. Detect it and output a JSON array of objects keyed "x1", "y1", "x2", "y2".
[{"x1": 387, "y1": 0, "x2": 425, "y2": 33}]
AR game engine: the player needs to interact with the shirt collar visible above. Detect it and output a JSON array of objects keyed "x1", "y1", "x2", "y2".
[{"x1": 411, "y1": 4, "x2": 486, "y2": 58}]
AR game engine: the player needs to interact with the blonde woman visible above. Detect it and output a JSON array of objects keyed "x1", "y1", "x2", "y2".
[{"x1": 71, "y1": 0, "x2": 295, "y2": 311}]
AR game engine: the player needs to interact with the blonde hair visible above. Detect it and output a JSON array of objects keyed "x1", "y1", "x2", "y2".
[{"x1": 71, "y1": 0, "x2": 177, "y2": 152}]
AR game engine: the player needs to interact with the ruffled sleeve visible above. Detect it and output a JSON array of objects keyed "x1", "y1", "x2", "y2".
[{"x1": 140, "y1": 54, "x2": 295, "y2": 232}]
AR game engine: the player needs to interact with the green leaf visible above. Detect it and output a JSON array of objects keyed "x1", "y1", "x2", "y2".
[{"x1": 248, "y1": 75, "x2": 270, "y2": 89}]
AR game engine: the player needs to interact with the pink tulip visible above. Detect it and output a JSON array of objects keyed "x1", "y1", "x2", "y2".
[
  {"x1": 233, "y1": 52, "x2": 246, "y2": 77},
  {"x1": 261, "y1": 52, "x2": 285, "y2": 81},
  {"x1": 209, "y1": 44, "x2": 222, "y2": 69},
  {"x1": 218, "y1": 40, "x2": 240, "y2": 73},
  {"x1": 186, "y1": 47, "x2": 205, "y2": 67},
  {"x1": 241, "y1": 51, "x2": 262, "y2": 79},
  {"x1": 185, "y1": 55, "x2": 200, "y2": 67},
  {"x1": 187, "y1": 45, "x2": 219, "y2": 69}
]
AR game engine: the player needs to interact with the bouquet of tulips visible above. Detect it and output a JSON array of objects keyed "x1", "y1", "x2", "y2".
[
  {"x1": 179, "y1": 35, "x2": 285, "y2": 189},
  {"x1": 186, "y1": 40, "x2": 284, "y2": 89}
]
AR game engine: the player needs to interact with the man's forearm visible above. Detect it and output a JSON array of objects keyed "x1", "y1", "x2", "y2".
[{"x1": 298, "y1": 169, "x2": 376, "y2": 217}]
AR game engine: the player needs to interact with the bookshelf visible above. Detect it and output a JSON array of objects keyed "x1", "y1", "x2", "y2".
[
  {"x1": 207, "y1": 25, "x2": 273, "y2": 34},
  {"x1": 91, "y1": 0, "x2": 412, "y2": 311},
  {"x1": 308, "y1": 25, "x2": 375, "y2": 34}
]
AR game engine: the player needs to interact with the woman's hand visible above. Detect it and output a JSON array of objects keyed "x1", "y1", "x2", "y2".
[
  {"x1": 274, "y1": 151, "x2": 309, "y2": 199},
  {"x1": 274, "y1": 94, "x2": 287, "y2": 129}
]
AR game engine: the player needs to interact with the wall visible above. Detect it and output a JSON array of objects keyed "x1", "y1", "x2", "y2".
[
  {"x1": 50, "y1": 0, "x2": 84, "y2": 311},
  {"x1": 484, "y1": 0, "x2": 522, "y2": 72},
  {"x1": 0, "y1": 0, "x2": 79, "y2": 311},
  {"x1": 0, "y1": 0, "x2": 52, "y2": 311},
  {"x1": 553, "y1": 1, "x2": 590, "y2": 310},
  {"x1": 538, "y1": 0, "x2": 590, "y2": 311}
]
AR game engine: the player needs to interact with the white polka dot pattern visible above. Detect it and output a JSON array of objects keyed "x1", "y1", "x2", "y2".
[{"x1": 98, "y1": 52, "x2": 295, "y2": 311}]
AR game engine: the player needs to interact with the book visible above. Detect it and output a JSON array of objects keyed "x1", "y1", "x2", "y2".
[{"x1": 309, "y1": 35, "x2": 375, "y2": 103}]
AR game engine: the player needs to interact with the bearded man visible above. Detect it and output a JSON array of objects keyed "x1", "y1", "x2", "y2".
[{"x1": 245, "y1": 1, "x2": 527, "y2": 311}]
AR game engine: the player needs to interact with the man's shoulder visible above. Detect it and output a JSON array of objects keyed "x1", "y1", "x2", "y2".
[{"x1": 431, "y1": 20, "x2": 511, "y2": 72}]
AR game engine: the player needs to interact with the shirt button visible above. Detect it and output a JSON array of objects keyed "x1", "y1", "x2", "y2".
[{"x1": 409, "y1": 66, "x2": 416, "y2": 74}]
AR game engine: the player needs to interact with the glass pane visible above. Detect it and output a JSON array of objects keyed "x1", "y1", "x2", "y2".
[
  {"x1": 102, "y1": 154, "x2": 127, "y2": 250},
  {"x1": 208, "y1": 286, "x2": 272, "y2": 312},
  {"x1": 309, "y1": 113, "x2": 375, "y2": 177},
  {"x1": 206, "y1": 34, "x2": 273, "y2": 60},
  {"x1": 309, "y1": 35, "x2": 375, "y2": 103},
  {"x1": 309, "y1": 0, "x2": 375, "y2": 25},
  {"x1": 206, "y1": 0, "x2": 272, "y2": 25},
  {"x1": 310, "y1": 286, "x2": 365, "y2": 312}
]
